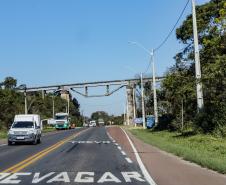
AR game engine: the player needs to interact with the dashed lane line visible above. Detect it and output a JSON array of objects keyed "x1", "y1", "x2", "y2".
[
  {"x1": 125, "y1": 157, "x2": 133, "y2": 164},
  {"x1": 107, "y1": 131, "x2": 133, "y2": 165}
]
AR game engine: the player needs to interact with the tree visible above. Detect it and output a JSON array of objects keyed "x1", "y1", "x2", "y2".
[
  {"x1": 91, "y1": 111, "x2": 109, "y2": 123},
  {"x1": 3, "y1": 77, "x2": 17, "y2": 89},
  {"x1": 0, "y1": 77, "x2": 83, "y2": 130},
  {"x1": 158, "y1": 0, "x2": 226, "y2": 134}
]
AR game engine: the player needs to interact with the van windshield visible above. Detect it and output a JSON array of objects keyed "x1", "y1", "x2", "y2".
[
  {"x1": 12, "y1": 121, "x2": 34, "y2": 128},
  {"x1": 55, "y1": 115, "x2": 67, "y2": 120}
]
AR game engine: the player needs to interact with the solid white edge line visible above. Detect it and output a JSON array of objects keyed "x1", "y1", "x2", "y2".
[{"x1": 121, "y1": 127, "x2": 157, "y2": 185}]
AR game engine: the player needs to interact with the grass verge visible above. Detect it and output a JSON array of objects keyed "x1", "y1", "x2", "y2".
[
  {"x1": 0, "y1": 130, "x2": 7, "y2": 139},
  {"x1": 42, "y1": 127, "x2": 56, "y2": 133},
  {"x1": 129, "y1": 128, "x2": 226, "y2": 174}
]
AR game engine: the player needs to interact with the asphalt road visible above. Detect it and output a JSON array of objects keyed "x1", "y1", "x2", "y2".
[{"x1": 0, "y1": 127, "x2": 150, "y2": 185}]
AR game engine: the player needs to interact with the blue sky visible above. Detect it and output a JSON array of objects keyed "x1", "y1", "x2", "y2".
[{"x1": 0, "y1": 0, "x2": 209, "y2": 116}]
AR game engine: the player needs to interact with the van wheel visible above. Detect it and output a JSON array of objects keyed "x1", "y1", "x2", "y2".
[
  {"x1": 32, "y1": 138, "x2": 37, "y2": 145},
  {"x1": 8, "y1": 140, "x2": 13, "y2": 146},
  {"x1": 37, "y1": 138, "x2": 41, "y2": 144}
]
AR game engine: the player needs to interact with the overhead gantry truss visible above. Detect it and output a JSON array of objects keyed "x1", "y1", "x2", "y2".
[{"x1": 15, "y1": 77, "x2": 164, "y2": 97}]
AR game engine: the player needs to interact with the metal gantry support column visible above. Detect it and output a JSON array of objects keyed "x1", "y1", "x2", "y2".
[
  {"x1": 126, "y1": 85, "x2": 134, "y2": 126},
  {"x1": 141, "y1": 73, "x2": 146, "y2": 129},
  {"x1": 133, "y1": 85, "x2": 137, "y2": 127},
  {"x1": 52, "y1": 96, "x2": 55, "y2": 118},
  {"x1": 24, "y1": 91, "x2": 28, "y2": 114},
  {"x1": 192, "y1": 0, "x2": 204, "y2": 111}
]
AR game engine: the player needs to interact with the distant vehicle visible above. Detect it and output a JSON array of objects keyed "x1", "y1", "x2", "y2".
[
  {"x1": 55, "y1": 113, "x2": 71, "y2": 130},
  {"x1": 47, "y1": 118, "x2": 56, "y2": 126},
  {"x1": 41, "y1": 118, "x2": 56, "y2": 127},
  {"x1": 83, "y1": 122, "x2": 89, "y2": 127},
  {"x1": 8, "y1": 114, "x2": 42, "y2": 145},
  {"x1": 89, "y1": 120, "x2": 96, "y2": 127},
  {"x1": 98, "y1": 119, "x2": 105, "y2": 126}
]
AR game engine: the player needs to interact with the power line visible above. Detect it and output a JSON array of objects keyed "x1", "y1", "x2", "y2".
[
  {"x1": 143, "y1": 60, "x2": 152, "y2": 74},
  {"x1": 154, "y1": 0, "x2": 190, "y2": 52}
]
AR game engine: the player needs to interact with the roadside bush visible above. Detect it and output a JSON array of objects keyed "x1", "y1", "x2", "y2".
[{"x1": 155, "y1": 114, "x2": 175, "y2": 131}]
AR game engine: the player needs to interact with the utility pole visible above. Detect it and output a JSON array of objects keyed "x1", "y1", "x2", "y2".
[
  {"x1": 181, "y1": 99, "x2": 184, "y2": 130},
  {"x1": 141, "y1": 73, "x2": 146, "y2": 129},
  {"x1": 192, "y1": 0, "x2": 204, "y2": 110},
  {"x1": 151, "y1": 49, "x2": 159, "y2": 125},
  {"x1": 24, "y1": 91, "x2": 28, "y2": 114}
]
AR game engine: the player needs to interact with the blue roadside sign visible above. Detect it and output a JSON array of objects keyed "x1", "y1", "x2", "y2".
[
  {"x1": 134, "y1": 118, "x2": 143, "y2": 125},
  {"x1": 146, "y1": 115, "x2": 155, "y2": 128}
]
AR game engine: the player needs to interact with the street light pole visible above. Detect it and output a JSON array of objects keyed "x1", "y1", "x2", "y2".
[
  {"x1": 151, "y1": 49, "x2": 159, "y2": 125},
  {"x1": 192, "y1": 0, "x2": 204, "y2": 110},
  {"x1": 140, "y1": 73, "x2": 146, "y2": 129},
  {"x1": 129, "y1": 41, "x2": 158, "y2": 125}
]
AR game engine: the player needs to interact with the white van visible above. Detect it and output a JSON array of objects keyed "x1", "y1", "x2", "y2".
[
  {"x1": 89, "y1": 120, "x2": 96, "y2": 127},
  {"x1": 8, "y1": 114, "x2": 42, "y2": 145}
]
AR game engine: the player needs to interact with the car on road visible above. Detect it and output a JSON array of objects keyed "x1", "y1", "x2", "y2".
[
  {"x1": 8, "y1": 114, "x2": 42, "y2": 145},
  {"x1": 89, "y1": 120, "x2": 96, "y2": 127}
]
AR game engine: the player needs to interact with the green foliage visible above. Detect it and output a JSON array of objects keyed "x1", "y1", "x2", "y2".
[
  {"x1": 130, "y1": 129, "x2": 226, "y2": 174},
  {"x1": 145, "y1": 0, "x2": 226, "y2": 135},
  {"x1": 0, "y1": 89, "x2": 24, "y2": 129},
  {"x1": 110, "y1": 114, "x2": 124, "y2": 125},
  {"x1": 0, "y1": 79, "x2": 82, "y2": 130},
  {"x1": 91, "y1": 111, "x2": 109, "y2": 123},
  {"x1": 1, "y1": 77, "x2": 17, "y2": 89}
]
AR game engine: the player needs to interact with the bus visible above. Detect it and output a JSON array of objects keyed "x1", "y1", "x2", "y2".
[{"x1": 54, "y1": 113, "x2": 71, "y2": 130}]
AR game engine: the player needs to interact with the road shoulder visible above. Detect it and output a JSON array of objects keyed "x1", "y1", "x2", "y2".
[{"x1": 107, "y1": 126, "x2": 226, "y2": 185}]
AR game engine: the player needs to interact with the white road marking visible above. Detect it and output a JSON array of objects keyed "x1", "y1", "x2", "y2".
[
  {"x1": 125, "y1": 157, "x2": 133, "y2": 164},
  {"x1": 114, "y1": 143, "x2": 119, "y2": 146},
  {"x1": 121, "y1": 151, "x2": 126, "y2": 156},
  {"x1": 32, "y1": 172, "x2": 55, "y2": 183},
  {"x1": 74, "y1": 172, "x2": 94, "y2": 183},
  {"x1": 121, "y1": 128, "x2": 157, "y2": 185},
  {"x1": 69, "y1": 141, "x2": 111, "y2": 144},
  {"x1": 47, "y1": 172, "x2": 70, "y2": 183},
  {"x1": 117, "y1": 146, "x2": 122, "y2": 150},
  {"x1": 97, "y1": 172, "x2": 121, "y2": 183},
  {"x1": 0, "y1": 173, "x2": 31, "y2": 184},
  {"x1": 0, "y1": 172, "x2": 147, "y2": 184},
  {"x1": 0, "y1": 144, "x2": 7, "y2": 147},
  {"x1": 0, "y1": 173, "x2": 10, "y2": 180},
  {"x1": 122, "y1": 172, "x2": 146, "y2": 182}
]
